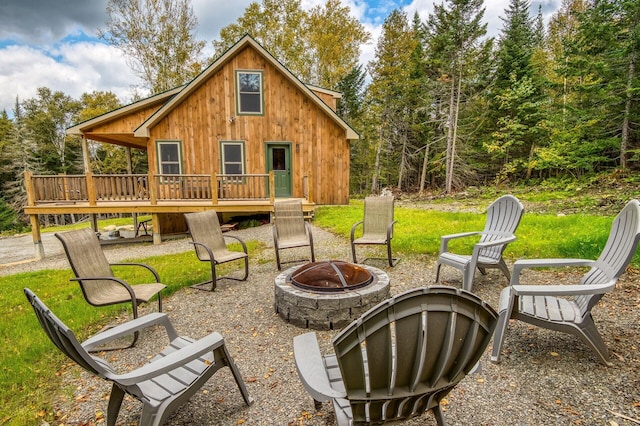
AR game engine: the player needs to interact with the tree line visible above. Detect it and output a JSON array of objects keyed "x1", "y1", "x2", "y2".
[{"x1": 0, "y1": 0, "x2": 638, "y2": 230}]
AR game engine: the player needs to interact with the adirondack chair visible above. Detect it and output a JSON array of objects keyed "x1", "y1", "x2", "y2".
[
  {"x1": 184, "y1": 211, "x2": 249, "y2": 291},
  {"x1": 435, "y1": 194, "x2": 524, "y2": 292},
  {"x1": 24, "y1": 288, "x2": 253, "y2": 426},
  {"x1": 272, "y1": 200, "x2": 315, "y2": 270},
  {"x1": 294, "y1": 286, "x2": 498, "y2": 425},
  {"x1": 491, "y1": 199, "x2": 640, "y2": 366},
  {"x1": 56, "y1": 227, "x2": 165, "y2": 347},
  {"x1": 350, "y1": 196, "x2": 399, "y2": 267}
]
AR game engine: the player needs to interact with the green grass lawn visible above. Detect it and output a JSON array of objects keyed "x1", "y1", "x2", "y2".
[{"x1": 1, "y1": 203, "x2": 637, "y2": 425}]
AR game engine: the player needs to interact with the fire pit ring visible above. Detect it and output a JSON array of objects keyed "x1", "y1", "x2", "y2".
[
  {"x1": 275, "y1": 261, "x2": 390, "y2": 330},
  {"x1": 288, "y1": 260, "x2": 374, "y2": 292}
]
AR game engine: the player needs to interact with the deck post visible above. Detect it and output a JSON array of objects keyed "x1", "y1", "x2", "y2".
[
  {"x1": 269, "y1": 171, "x2": 275, "y2": 204},
  {"x1": 149, "y1": 172, "x2": 157, "y2": 205},
  {"x1": 152, "y1": 213, "x2": 161, "y2": 244},
  {"x1": 29, "y1": 214, "x2": 44, "y2": 260},
  {"x1": 211, "y1": 173, "x2": 218, "y2": 204},
  {"x1": 81, "y1": 136, "x2": 91, "y2": 173},
  {"x1": 24, "y1": 171, "x2": 35, "y2": 206},
  {"x1": 24, "y1": 171, "x2": 44, "y2": 258},
  {"x1": 86, "y1": 172, "x2": 96, "y2": 206}
]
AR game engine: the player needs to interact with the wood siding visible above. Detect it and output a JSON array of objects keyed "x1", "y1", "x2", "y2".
[{"x1": 146, "y1": 45, "x2": 350, "y2": 205}]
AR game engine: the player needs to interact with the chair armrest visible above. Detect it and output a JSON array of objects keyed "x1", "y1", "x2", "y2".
[
  {"x1": 224, "y1": 234, "x2": 248, "y2": 254},
  {"x1": 293, "y1": 332, "x2": 347, "y2": 402},
  {"x1": 387, "y1": 220, "x2": 397, "y2": 240},
  {"x1": 474, "y1": 235, "x2": 516, "y2": 249},
  {"x1": 112, "y1": 332, "x2": 226, "y2": 385},
  {"x1": 350, "y1": 221, "x2": 364, "y2": 243},
  {"x1": 82, "y1": 313, "x2": 178, "y2": 351},
  {"x1": 305, "y1": 221, "x2": 314, "y2": 246},
  {"x1": 110, "y1": 262, "x2": 161, "y2": 283},
  {"x1": 440, "y1": 231, "x2": 480, "y2": 252},
  {"x1": 510, "y1": 282, "x2": 615, "y2": 297},
  {"x1": 511, "y1": 259, "x2": 596, "y2": 284},
  {"x1": 189, "y1": 240, "x2": 216, "y2": 262}
]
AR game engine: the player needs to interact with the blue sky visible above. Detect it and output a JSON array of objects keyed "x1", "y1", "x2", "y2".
[{"x1": 0, "y1": 0, "x2": 560, "y2": 115}]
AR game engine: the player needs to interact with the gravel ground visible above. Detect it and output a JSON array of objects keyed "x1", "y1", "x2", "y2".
[{"x1": 4, "y1": 224, "x2": 640, "y2": 425}]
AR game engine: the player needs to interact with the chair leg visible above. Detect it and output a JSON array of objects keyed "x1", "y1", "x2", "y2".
[
  {"x1": 491, "y1": 311, "x2": 510, "y2": 363},
  {"x1": 432, "y1": 404, "x2": 446, "y2": 426},
  {"x1": 218, "y1": 346, "x2": 254, "y2": 406},
  {"x1": 275, "y1": 248, "x2": 282, "y2": 271},
  {"x1": 577, "y1": 315, "x2": 612, "y2": 366},
  {"x1": 462, "y1": 265, "x2": 475, "y2": 292},
  {"x1": 496, "y1": 259, "x2": 511, "y2": 282},
  {"x1": 351, "y1": 243, "x2": 358, "y2": 264},
  {"x1": 241, "y1": 256, "x2": 249, "y2": 280},
  {"x1": 107, "y1": 385, "x2": 125, "y2": 426},
  {"x1": 435, "y1": 262, "x2": 442, "y2": 283}
]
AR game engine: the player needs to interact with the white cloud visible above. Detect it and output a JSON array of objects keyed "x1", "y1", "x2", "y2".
[
  {"x1": 0, "y1": 0, "x2": 561, "y2": 115},
  {"x1": 0, "y1": 43, "x2": 140, "y2": 114}
]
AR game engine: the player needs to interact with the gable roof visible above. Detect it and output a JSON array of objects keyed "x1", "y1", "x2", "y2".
[
  {"x1": 133, "y1": 35, "x2": 359, "y2": 140},
  {"x1": 66, "y1": 86, "x2": 184, "y2": 147}
]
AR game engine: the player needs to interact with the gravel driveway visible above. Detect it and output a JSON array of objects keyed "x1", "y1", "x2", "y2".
[{"x1": 4, "y1": 224, "x2": 640, "y2": 425}]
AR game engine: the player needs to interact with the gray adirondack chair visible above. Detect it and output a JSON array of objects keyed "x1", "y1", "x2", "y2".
[
  {"x1": 272, "y1": 200, "x2": 315, "y2": 270},
  {"x1": 184, "y1": 211, "x2": 249, "y2": 291},
  {"x1": 491, "y1": 199, "x2": 640, "y2": 366},
  {"x1": 350, "y1": 196, "x2": 399, "y2": 267},
  {"x1": 24, "y1": 288, "x2": 253, "y2": 426},
  {"x1": 56, "y1": 227, "x2": 165, "y2": 347},
  {"x1": 436, "y1": 194, "x2": 524, "y2": 292},
  {"x1": 294, "y1": 286, "x2": 498, "y2": 425}
]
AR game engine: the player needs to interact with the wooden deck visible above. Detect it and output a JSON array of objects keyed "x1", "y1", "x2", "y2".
[{"x1": 23, "y1": 171, "x2": 315, "y2": 259}]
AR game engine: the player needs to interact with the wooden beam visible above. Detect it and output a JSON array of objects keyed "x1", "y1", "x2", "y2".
[{"x1": 29, "y1": 214, "x2": 44, "y2": 260}]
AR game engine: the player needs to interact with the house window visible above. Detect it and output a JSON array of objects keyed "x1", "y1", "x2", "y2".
[
  {"x1": 220, "y1": 141, "x2": 245, "y2": 175},
  {"x1": 236, "y1": 71, "x2": 263, "y2": 115},
  {"x1": 157, "y1": 140, "x2": 182, "y2": 175}
]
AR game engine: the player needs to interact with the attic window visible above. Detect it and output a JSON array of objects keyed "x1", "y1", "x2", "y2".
[{"x1": 236, "y1": 70, "x2": 263, "y2": 115}]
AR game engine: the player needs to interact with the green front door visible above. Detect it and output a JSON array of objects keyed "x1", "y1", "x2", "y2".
[{"x1": 266, "y1": 143, "x2": 292, "y2": 197}]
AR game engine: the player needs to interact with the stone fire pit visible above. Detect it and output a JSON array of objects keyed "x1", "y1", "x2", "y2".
[{"x1": 274, "y1": 260, "x2": 390, "y2": 330}]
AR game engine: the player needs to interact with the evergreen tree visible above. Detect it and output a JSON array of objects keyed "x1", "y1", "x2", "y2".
[
  {"x1": 367, "y1": 10, "x2": 418, "y2": 191},
  {"x1": 571, "y1": 0, "x2": 640, "y2": 170},
  {"x1": 485, "y1": 0, "x2": 547, "y2": 181},
  {"x1": 425, "y1": 0, "x2": 489, "y2": 192},
  {"x1": 494, "y1": 0, "x2": 536, "y2": 89}
]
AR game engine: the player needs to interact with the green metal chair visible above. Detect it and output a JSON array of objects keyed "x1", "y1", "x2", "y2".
[
  {"x1": 56, "y1": 227, "x2": 166, "y2": 347},
  {"x1": 294, "y1": 286, "x2": 498, "y2": 425},
  {"x1": 184, "y1": 211, "x2": 249, "y2": 291},
  {"x1": 272, "y1": 200, "x2": 315, "y2": 270},
  {"x1": 350, "y1": 196, "x2": 399, "y2": 267}
]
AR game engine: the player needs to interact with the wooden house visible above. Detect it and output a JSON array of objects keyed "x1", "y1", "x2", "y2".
[{"x1": 23, "y1": 35, "x2": 358, "y2": 258}]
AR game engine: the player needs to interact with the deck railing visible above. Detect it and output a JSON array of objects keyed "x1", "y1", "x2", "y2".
[{"x1": 25, "y1": 171, "x2": 283, "y2": 205}]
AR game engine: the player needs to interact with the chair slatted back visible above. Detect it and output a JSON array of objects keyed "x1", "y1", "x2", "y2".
[
  {"x1": 55, "y1": 228, "x2": 118, "y2": 305},
  {"x1": 576, "y1": 200, "x2": 640, "y2": 315},
  {"x1": 479, "y1": 195, "x2": 524, "y2": 261},
  {"x1": 362, "y1": 196, "x2": 394, "y2": 240},
  {"x1": 185, "y1": 211, "x2": 226, "y2": 261},
  {"x1": 333, "y1": 286, "x2": 497, "y2": 424},
  {"x1": 274, "y1": 200, "x2": 307, "y2": 244},
  {"x1": 24, "y1": 288, "x2": 111, "y2": 378}
]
